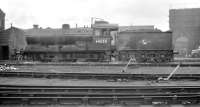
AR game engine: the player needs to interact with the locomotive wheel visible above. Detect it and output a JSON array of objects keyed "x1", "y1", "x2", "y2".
[
  {"x1": 155, "y1": 57, "x2": 162, "y2": 63},
  {"x1": 135, "y1": 55, "x2": 146, "y2": 63}
]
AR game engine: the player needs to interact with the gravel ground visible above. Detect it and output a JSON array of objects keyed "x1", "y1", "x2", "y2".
[
  {"x1": 12, "y1": 65, "x2": 200, "y2": 74},
  {"x1": 0, "y1": 77, "x2": 200, "y2": 86}
]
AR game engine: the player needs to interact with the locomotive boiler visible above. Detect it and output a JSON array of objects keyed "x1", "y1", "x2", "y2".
[{"x1": 23, "y1": 21, "x2": 118, "y2": 62}]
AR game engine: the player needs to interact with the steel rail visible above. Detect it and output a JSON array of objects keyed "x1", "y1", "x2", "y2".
[
  {"x1": 1, "y1": 85, "x2": 200, "y2": 96},
  {"x1": 1, "y1": 84, "x2": 200, "y2": 88},
  {"x1": 1, "y1": 91, "x2": 200, "y2": 96},
  {"x1": 1, "y1": 85, "x2": 200, "y2": 105},
  {"x1": 1, "y1": 95, "x2": 199, "y2": 105},
  {"x1": 1, "y1": 71, "x2": 200, "y2": 80}
]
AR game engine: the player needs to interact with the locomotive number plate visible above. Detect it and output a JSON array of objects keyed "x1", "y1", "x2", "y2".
[{"x1": 95, "y1": 38, "x2": 108, "y2": 44}]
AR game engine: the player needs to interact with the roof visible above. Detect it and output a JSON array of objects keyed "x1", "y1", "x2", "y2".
[
  {"x1": 92, "y1": 24, "x2": 118, "y2": 29},
  {"x1": 119, "y1": 25, "x2": 160, "y2": 32},
  {"x1": 0, "y1": 9, "x2": 5, "y2": 15},
  {"x1": 170, "y1": 8, "x2": 200, "y2": 12},
  {"x1": 118, "y1": 31, "x2": 171, "y2": 34},
  {"x1": 0, "y1": 27, "x2": 27, "y2": 51}
]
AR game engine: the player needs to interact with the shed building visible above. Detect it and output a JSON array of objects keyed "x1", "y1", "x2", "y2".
[{"x1": 0, "y1": 27, "x2": 27, "y2": 60}]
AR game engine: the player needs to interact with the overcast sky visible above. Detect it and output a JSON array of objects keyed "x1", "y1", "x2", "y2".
[{"x1": 1, "y1": 0, "x2": 200, "y2": 31}]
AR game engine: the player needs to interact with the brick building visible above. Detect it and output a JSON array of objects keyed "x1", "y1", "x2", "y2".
[
  {"x1": 0, "y1": 9, "x2": 5, "y2": 31},
  {"x1": 0, "y1": 27, "x2": 27, "y2": 60},
  {"x1": 169, "y1": 8, "x2": 200, "y2": 57}
]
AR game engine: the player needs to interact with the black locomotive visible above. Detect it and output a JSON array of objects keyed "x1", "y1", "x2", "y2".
[{"x1": 21, "y1": 21, "x2": 174, "y2": 62}]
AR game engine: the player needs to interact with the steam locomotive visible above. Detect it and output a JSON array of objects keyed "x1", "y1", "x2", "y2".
[{"x1": 22, "y1": 21, "x2": 174, "y2": 62}]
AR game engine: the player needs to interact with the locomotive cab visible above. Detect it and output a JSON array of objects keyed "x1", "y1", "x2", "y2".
[
  {"x1": 92, "y1": 21, "x2": 118, "y2": 37},
  {"x1": 91, "y1": 21, "x2": 118, "y2": 61}
]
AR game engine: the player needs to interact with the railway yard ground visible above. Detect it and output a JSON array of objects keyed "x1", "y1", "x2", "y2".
[
  {"x1": 1, "y1": 58, "x2": 200, "y2": 107},
  {"x1": 7, "y1": 64, "x2": 200, "y2": 74}
]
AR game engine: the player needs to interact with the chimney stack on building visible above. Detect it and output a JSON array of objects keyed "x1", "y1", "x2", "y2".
[{"x1": 0, "y1": 9, "x2": 5, "y2": 31}]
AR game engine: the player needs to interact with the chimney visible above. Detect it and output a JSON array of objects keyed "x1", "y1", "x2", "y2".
[
  {"x1": 33, "y1": 24, "x2": 39, "y2": 29},
  {"x1": 62, "y1": 24, "x2": 70, "y2": 30}
]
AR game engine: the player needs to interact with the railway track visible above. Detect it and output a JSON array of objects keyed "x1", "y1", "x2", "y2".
[
  {"x1": 0, "y1": 71, "x2": 200, "y2": 81},
  {"x1": 0, "y1": 85, "x2": 200, "y2": 106}
]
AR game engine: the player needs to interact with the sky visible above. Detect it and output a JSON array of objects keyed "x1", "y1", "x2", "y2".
[{"x1": 1, "y1": 0, "x2": 200, "y2": 31}]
